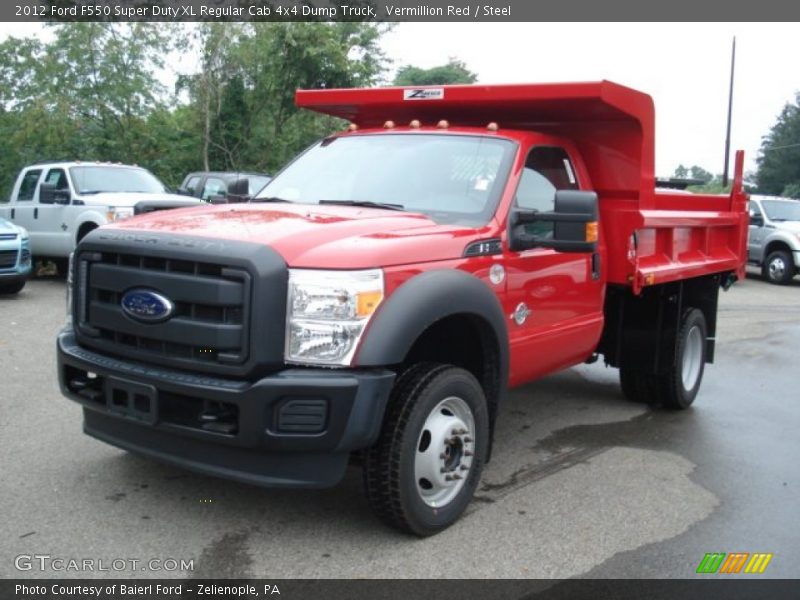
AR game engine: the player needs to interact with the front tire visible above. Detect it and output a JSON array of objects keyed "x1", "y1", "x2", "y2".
[
  {"x1": 363, "y1": 363, "x2": 489, "y2": 536},
  {"x1": 763, "y1": 250, "x2": 794, "y2": 285},
  {"x1": 0, "y1": 280, "x2": 25, "y2": 294}
]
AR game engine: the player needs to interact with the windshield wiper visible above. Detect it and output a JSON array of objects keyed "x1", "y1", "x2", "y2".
[
  {"x1": 253, "y1": 196, "x2": 292, "y2": 203},
  {"x1": 79, "y1": 190, "x2": 109, "y2": 195},
  {"x1": 319, "y1": 200, "x2": 405, "y2": 211}
]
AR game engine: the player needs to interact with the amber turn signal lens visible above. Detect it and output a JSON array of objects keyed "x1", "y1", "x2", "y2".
[
  {"x1": 356, "y1": 291, "x2": 383, "y2": 317},
  {"x1": 585, "y1": 221, "x2": 598, "y2": 243}
]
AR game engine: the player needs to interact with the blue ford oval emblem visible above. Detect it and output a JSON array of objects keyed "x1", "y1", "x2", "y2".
[{"x1": 121, "y1": 289, "x2": 174, "y2": 323}]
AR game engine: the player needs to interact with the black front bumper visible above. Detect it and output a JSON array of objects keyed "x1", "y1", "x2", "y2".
[{"x1": 57, "y1": 331, "x2": 395, "y2": 488}]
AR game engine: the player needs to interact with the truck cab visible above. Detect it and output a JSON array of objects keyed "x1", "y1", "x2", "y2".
[
  {"x1": 0, "y1": 162, "x2": 200, "y2": 268},
  {"x1": 747, "y1": 195, "x2": 800, "y2": 284},
  {"x1": 57, "y1": 82, "x2": 748, "y2": 536}
]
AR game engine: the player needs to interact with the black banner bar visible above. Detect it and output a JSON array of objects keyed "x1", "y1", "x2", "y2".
[
  {"x1": 4, "y1": 0, "x2": 800, "y2": 22},
  {"x1": 3, "y1": 579, "x2": 800, "y2": 600}
]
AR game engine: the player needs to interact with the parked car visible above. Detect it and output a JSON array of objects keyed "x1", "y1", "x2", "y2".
[
  {"x1": 178, "y1": 171, "x2": 271, "y2": 202},
  {"x1": 747, "y1": 195, "x2": 800, "y2": 284},
  {"x1": 0, "y1": 162, "x2": 202, "y2": 272},
  {"x1": 0, "y1": 217, "x2": 32, "y2": 294},
  {"x1": 58, "y1": 81, "x2": 748, "y2": 536}
]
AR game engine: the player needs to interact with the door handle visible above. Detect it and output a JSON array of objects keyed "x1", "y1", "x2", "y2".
[
  {"x1": 10, "y1": 208, "x2": 14, "y2": 219},
  {"x1": 34, "y1": 208, "x2": 38, "y2": 219},
  {"x1": 591, "y1": 252, "x2": 601, "y2": 280}
]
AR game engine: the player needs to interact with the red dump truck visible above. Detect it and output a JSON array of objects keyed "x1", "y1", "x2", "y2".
[{"x1": 58, "y1": 81, "x2": 748, "y2": 535}]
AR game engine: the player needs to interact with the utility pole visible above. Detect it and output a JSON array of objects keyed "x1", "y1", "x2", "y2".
[{"x1": 722, "y1": 36, "x2": 736, "y2": 187}]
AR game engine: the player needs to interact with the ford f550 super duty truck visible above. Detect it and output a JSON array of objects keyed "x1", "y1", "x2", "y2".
[{"x1": 57, "y1": 82, "x2": 748, "y2": 536}]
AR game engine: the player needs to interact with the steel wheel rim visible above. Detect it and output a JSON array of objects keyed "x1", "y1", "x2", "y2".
[
  {"x1": 682, "y1": 325, "x2": 703, "y2": 391},
  {"x1": 769, "y1": 257, "x2": 786, "y2": 281},
  {"x1": 414, "y1": 396, "x2": 476, "y2": 508}
]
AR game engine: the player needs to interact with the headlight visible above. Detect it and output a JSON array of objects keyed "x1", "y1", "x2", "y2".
[
  {"x1": 285, "y1": 269, "x2": 384, "y2": 366},
  {"x1": 106, "y1": 207, "x2": 134, "y2": 222},
  {"x1": 65, "y1": 252, "x2": 75, "y2": 329}
]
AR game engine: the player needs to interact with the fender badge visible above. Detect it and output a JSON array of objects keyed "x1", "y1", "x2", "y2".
[
  {"x1": 489, "y1": 264, "x2": 505, "y2": 285},
  {"x1": 512, "y1": 302, "x2": 531, "y2": 326}
]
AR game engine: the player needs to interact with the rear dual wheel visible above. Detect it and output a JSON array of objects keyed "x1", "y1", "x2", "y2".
[
  {"x1": 363, "y1": 363, "x2": 489, "y2": 536},
  {"x1": 619, "y1": 308, "x2": 707, "y2": 410}
]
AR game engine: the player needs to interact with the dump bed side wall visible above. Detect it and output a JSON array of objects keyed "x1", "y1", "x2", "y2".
[{"x1": 601, "y1": 172, "x2": 748, "y2": 293}]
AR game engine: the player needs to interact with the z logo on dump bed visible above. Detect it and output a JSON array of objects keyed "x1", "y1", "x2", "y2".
[
  {"x1": 403, "y1": 88, "x2": 444, "y2": 100},
  {"x1": 696, "y1": 552, "x2": 773, "y2": 574}
]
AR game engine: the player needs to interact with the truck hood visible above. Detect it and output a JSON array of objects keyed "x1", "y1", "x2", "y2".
[
  {"x1": 79, "y1": 191, "x2": 198, "y2": 208},
  {"x1": 106, "y1": 202, "x2": 491, "y2": 268},
  {"x1": 773, "y1": 220, "x2": 800, "y2": 234},
  {"x1": 0, "y1": 217, "x2": 26, "y2": 237}
]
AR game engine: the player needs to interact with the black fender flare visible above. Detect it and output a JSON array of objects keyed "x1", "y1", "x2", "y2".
[{"x1": 356, "y1": 269, "x2": 509, "y2": 392}]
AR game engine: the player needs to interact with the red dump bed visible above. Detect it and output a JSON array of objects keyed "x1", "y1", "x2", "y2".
[{"x1": 297, "y1": 81, "x2": 748, "y2": 291}]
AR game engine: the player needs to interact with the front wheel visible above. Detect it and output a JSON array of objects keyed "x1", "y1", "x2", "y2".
[
  {"x1": 0, "y1": 280, "x2": 25, "y2": 294},
  {"x1": 363, "y1": 363, "x2": 489, "y2": 536},
  {"x1": 763, "y1": 250, "x2": 795, "y2": 285}
]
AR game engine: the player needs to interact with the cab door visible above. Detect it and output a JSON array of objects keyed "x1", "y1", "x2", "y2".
[
  {"x1": 503, "y1": 143, "x2": 605, "y2": 386},
  {"x1": 35, "y1": 167, "x2": 72, "y2": 255},
  {"x1": 8, "y1": 168, "x2": 43, "y2": 250},
  {"x1": 747, "y1": 200, "x2": 767, "y2": 262}
]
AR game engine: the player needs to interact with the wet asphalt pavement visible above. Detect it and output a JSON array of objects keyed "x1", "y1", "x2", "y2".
[{"x1": 0, "y1": 268, "x2": 798, "y2": 580}]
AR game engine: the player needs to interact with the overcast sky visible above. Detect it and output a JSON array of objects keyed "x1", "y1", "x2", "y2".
[{"x1": 1, "y1": 22, "x2": 797, "y2": 176}]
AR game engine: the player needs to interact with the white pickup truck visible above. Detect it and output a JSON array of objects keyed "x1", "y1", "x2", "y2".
[{"x1": 0, "y1": 162, "x2": 201, "y2": 271}]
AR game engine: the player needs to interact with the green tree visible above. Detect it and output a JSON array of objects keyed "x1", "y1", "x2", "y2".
[
  {"x1": 782, "y1": 183, "x2": 800, "y2": 199},
  {"x1": 673, "y1": 164, "x2": 689, "y2": 178},
  {"x1": 393, "y1": 58, "x2": 477, "y2": 86},
  {"x1": 689, "y1": 165, "x2": 713, "y2": 183},
  {"x1": 0, "y1": 23, "x2": 390, "y2": 193},
  {"x1": 0, "y1": 24, "x2": 177, "y2": 191},
  {"x1": 182, "y1": 22, "x2": 389, "y2": 174},
  {"x1": 756, "y1": 94, "x2": 800, "y2": 195}
]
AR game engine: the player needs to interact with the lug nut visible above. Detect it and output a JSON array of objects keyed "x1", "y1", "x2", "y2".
[
  {"x1": 464, "y1": 450, "x2": 474, "y2": 457},
  {"x1": 464, "y1": 437, "x2": 473, "y2": 443},
  {"x1": 452, "y1": 474, "x2": 463, "y2": 480},
  {"x1": 460, "y1": 465, "x2": 469, "y2": 471}
]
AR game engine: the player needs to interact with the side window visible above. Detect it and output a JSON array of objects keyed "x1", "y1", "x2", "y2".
[
  {"x1": 515, "y1": 146, "x2": 579, "y2": 212},
  {"x1": 201, "y1": 177, "x2": 227, "y2": 201},
  {"x1": 17, "y1": 170, "x2": 43, "y2": 202},
  {"x1": 45, "y1": 168, "x2": 69, "y2": 191},
  {"x1": 184, "y1": 175, "x2": 201, "y2": 195}
]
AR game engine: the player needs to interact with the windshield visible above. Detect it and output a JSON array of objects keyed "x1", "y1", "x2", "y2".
[
  {"x1": 762, "y1": 199, "x2": 800, "y2": 222},
  {"x1": 248, "y1": 175, "x2": 270, "y2": 195},
  {"x1": 255, "y1": 134, "x2": 516, "y2": 225},
  {"x1": 69, "y1": 166, "x2": 167, "y2": 194}
]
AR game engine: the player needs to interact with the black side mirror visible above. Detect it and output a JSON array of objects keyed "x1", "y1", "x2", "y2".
[
  {"x1": 510, "y1": 190, "x2": 599, "y2": 253},
  {"x1": 39, "y1": 182, "x2": 56, "y2": 204},
  {"x1": 226, "y1": 178, "x2": 251, "y2": 203},
  {"x1": 39, "y1": 182, "x2": 71, "y2": 205},
  {"x1": 748, "y1": 212, "x2": 764, "y2": 227},
  {"x1": 227, "y1": 178, "x2": 249, "y2": 196}
]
